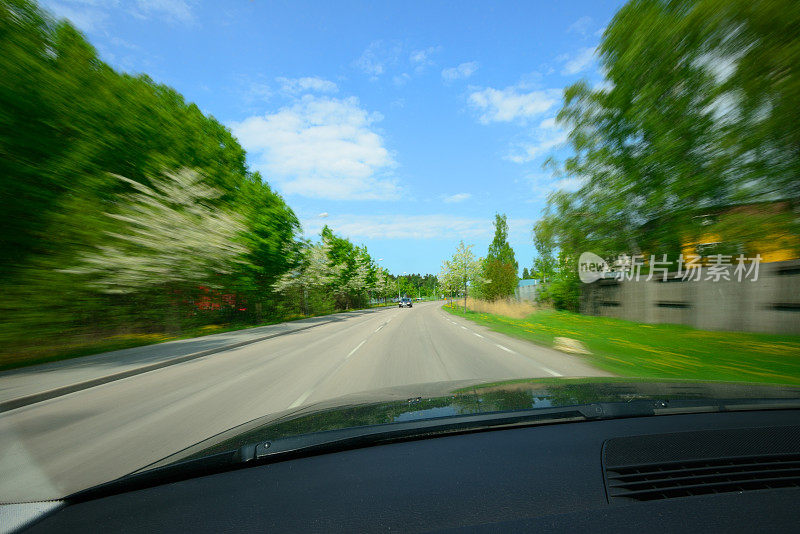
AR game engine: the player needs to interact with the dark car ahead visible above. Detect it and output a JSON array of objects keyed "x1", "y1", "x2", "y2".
[{"x1": 398, "y1": 297, "x2": 412, "y2": 308}]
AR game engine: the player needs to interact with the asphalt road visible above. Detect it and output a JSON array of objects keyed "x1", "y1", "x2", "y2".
[{"x1": 0, "y1": 302, "x2": 608, "y2": 502}]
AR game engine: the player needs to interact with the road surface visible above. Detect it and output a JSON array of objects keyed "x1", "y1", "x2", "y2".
[{"x1": 0, "y1": 302, "x2": 608, "y2": 502}]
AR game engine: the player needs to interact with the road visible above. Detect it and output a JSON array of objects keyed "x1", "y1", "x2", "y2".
[{"x1": 0, "y1": 302, "x2": 608, "y2": 502}]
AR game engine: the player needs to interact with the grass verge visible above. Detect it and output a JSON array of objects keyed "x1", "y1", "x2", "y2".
[{"x1": 443, "y1": 304, "x2": 800, "y2": 385}]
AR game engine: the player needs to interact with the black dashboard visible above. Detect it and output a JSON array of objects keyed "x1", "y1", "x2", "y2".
[{"x1": 25, "y1": 409, "x2": 800, "y2": 532}]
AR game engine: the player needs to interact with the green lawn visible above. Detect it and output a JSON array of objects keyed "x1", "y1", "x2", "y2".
[{"x1": 443, "y1": 305, "x2": 800, "y2": 385}]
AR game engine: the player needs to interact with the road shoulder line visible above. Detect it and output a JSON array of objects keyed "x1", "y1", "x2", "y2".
[{"x1": 0, "y1": 317, "x2": 344, "y2": 413}]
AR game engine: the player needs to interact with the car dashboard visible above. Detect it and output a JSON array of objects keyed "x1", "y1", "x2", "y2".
[{"x1": 18, "y1": 409, "x2": 800, "y2": 532}]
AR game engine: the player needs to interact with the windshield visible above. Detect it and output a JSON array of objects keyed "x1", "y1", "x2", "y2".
[{"x1": 1, "y1": 0, "x2": 799, "y2": 503}]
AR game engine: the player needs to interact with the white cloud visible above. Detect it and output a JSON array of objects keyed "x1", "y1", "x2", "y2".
[
  {"x1": 42, "y1": 0, "x2": 194, "y2": 30},
  {"x1": 132, "y1": 0, "x2": 193, "y2": 24},
  {"x1": 244, "y1": 81, "x2": 272, "y2": 103},
  {"x1": 108, "y1": 36, "x2": 139, "y2": 50},
  {"x1": 506, "y1": 116, "x2": 568, "y2": 163},
  {"x1": 302, "y1": 214, "x2": 535, "y2": 241},
  {"x1": 442, "y1": 193, "x2": 472, "y2": 203},
  {"x1": 318, "y1": 212, "x2": 329, "y2": 218},
  {"x1": 230, "y1": 95, "x2": 398, "y2": 200},
  {"x1": 355, "y1": 41, "x2": 439, "y2": 79},
  {"x1": 302, "y1": 214, "x2": 486, "y2": 240},
  {"x1": 409, "y1": 46, "x2": 440, "y2": 72},
  {"x1": 468, "y1": 86, "x2": 561, "y2": 124},
  {"x1": 277, "y1": 77, "x2": 338, "y2": 94},
  {"x1": 538, "y1": 116, "x2": 557, "y2": 130},
  {"x1": 567, "y1": 16, "x2": 593, "y2": 36},
  {"x1": 354, "y1": 40, "x2": 402, "y2": 78},
  {"x1": 442, "y1": 62, "x2": 479, "y2": 82},
  {"x1": 393, "y1": 73, "x2": 411, "y2": 86},
  {"x1": 507, "y1": 134, "x2": 568, "y2": 163},
  {"x1": 560, "y1": 46, "x2": 596, "y2": 75},
  {"x1": 524, "y1": 172, "x2": 585, "y2": 199},
  {"x1": 41, "y1": 0, "x2": 114, "y2": 32}
]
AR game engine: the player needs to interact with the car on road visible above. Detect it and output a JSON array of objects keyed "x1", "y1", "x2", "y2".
[{"x1": 398, "y1": 297, "x2": 412, "y2": 308}]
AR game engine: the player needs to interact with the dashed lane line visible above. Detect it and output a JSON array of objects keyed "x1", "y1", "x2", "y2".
[
  {"x1": 347, "y1": 340, "x2": 367, "y2": 359},
  {"x1": 447, "y1": 313, "x2": 566, "y2": 378},
  {"x1": 541, "y1": 366, "x2": 562, "y2": 377},
  {"x1": 288, "y1": 338, "x2": 367, "y2": 409},
  {"x1": 288, "y1": 389, "x2": 312, "y2": 409}
]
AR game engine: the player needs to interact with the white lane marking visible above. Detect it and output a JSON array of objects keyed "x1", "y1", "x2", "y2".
[
  {"x1": 288, "y1": 389, "x2": 312, "y2": 409},
  {"x1": 445, "y1": 314, "x2": 560, "y2": 376},
  {"x1": 375, "y1": 324, "x2": 384, "y2": 333},
  {"x1": 288, "y1": 339, "x2": 367, "y2": 409},
  {"x1": 541, "y1": 366, "x2": 562, "y2": 377},
  {"x1": 347, "y1": 340, "x2": 367, "y2": 359}
]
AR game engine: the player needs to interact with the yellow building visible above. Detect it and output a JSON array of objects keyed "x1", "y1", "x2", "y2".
[{"x1": 681, "y1": 200, "x2": 799, "y2": 263}]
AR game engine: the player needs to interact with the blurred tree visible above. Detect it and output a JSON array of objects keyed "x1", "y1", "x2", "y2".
[
  {"x1": 64, "y1": 169, "x2": 249, "y2": 331},
  {"x1": 274, "y1": 239, "x2": 339, "y2": 315},
  {"x1": 542, "y1": 0, "x2": 800, "y2": 265},
  {"x1": 234, "y1": 172, "x2": 302, "y2": 319},
  {"x1": 274, "y1": 227, "x2": 387, "y2": 313},
  {"x1": 0, "y1": 0, "x2": 306, "y2": 358}
]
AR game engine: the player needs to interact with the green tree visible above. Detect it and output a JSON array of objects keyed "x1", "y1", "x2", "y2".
[
  {"x1": 487, "y1": 214, "x2": 518, "y2": 268},
  {"x1": 531, "y1": 219, "x2": 580, "y2": 311},
  {"x1": 532, "y1": 220, "x2": 557, "y2": 284},
  {"x1": 442, "y1": 241, "x2": 482, "y2": 310},
  {"x1": 482, "y1": 213, "x2": 519, "y2": 300}
]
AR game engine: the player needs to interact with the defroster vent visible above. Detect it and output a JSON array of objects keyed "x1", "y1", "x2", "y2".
[{"x1": 603, "y1": 426, "x2": 800, "y2": 502}]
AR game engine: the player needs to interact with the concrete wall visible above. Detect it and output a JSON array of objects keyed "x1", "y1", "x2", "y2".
[{"x1": 580, "y1": 259, "x2": 800, "y2": 335}]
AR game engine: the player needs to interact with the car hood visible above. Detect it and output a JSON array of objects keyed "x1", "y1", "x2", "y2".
[{"x1": 141, "y1": 378, "x2": 800, "y2": 470}]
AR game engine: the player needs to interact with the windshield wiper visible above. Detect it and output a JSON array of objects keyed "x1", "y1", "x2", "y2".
[{"x1": 68, "y1": 397, "x2": 800, "y2": 503}]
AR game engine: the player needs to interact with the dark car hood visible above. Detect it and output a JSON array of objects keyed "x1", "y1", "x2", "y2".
[{"x1": 142, "y1": 378, "x2": 800, "y2": 470}]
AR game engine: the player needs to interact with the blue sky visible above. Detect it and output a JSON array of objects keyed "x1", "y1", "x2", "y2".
[{"x1": 41, "y1": 0, "x2": 623, "y2": 276}]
